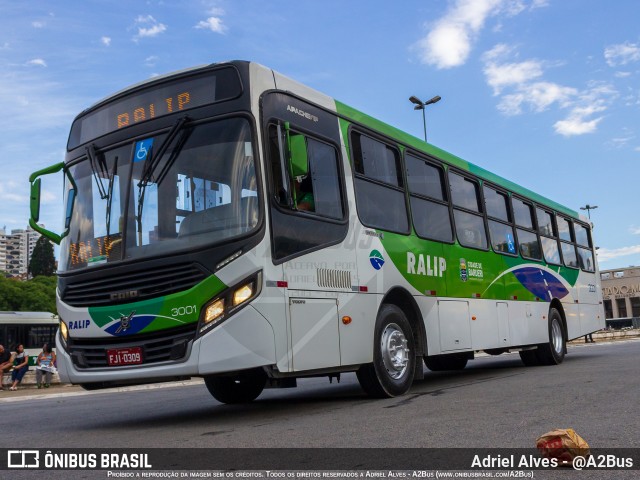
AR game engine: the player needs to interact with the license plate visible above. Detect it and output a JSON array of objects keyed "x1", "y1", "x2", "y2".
[{"x1": 106, "y1": 347, "x2": 143, "y2": 366}]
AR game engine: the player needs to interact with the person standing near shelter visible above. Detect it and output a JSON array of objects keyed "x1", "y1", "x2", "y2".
[
  {"x1": 9, "y1": 344, "x2": 30, "y2": 391},
  {"x1": 0, "y1": 344, "x2": 13, "y2": 390},
  {"x1": 35, "y1": 343, "x2": 56, "y2": 388}
]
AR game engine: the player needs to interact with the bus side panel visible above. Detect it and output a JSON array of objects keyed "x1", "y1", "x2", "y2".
[
  {"x1": 198, "y1": 306, "x2": 277, "y2": 375},
  {"x1": 562, "y1": 301, "x2": 581, "y2": 340},
  {"x1": 576, "y1": 269, "x2": 606, "y2": 336},
  {"x1": 337, "y1": 292, "x2": 378, "y2": 366},
  {"x1": 468, "y1": 299, "x2": 505, "y2": 350}
]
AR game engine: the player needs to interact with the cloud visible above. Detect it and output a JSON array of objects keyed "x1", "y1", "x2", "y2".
[
  {"x1": 32, "y1": 21, "x2": 45, "y2": 28},
  {"x1": 482, "y1": 45, "x2": 616, "y2": 135},
  {"x1": 553, "y1": 83, "x2": 617, "y2": 137},
  {"x1": 133, "y1": 15, "x2": 167, "y2": 40},
  {"x1": 0, "y1": 181, "x2": 28, "y2": 203},
  {"x1": 554, "y1": 113, "x2": 603, "y2": 136},
  {"x1": 144, "y1": 55, "x2": 159, "y2": 67},
  {"x1": 195, "y1": 16, "x2": 227, "y2": 34},
  {"x1": 483, "y1": 44, "x2": 577, "y2": 115},
  {"x1": 630, "y1": 226, "x2": 640, "y2": 235},
  {"x1": 101, "y1": 36, "x2": 111, "y2": 47},
  {"x1": 610, "y1": 137, "x2": 633, "y2": 148},
  {"x1": 597, "y1": 245, "x2": 640, "y2": 262},
  {"x1": 497, "y1": 82, "x2": 576, "y2": 115},
  {"x1": 604, "y1": 42, "x2": 640, "y2": 67},
  {"x1": 26, "y1": 58, "x2": 47, "y2": 67},
  {"x1": 0, "y1": 70, "x2": 79, "y2": 133},
  {"x1": 416, "y1": 0, "x2": 500, "y2": 69},
  {"x1": 415, "y1": 0, "x2": 546, "y2": 69},
  {"x1": 484, "y1": 59, "x2": 544, "y2": 95}
]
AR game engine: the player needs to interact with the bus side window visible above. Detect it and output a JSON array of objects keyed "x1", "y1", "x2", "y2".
[
  {"x1": 406, "y1": 153, "x2": 453, "y2": 243},
  {"x1": 268, "y1": 125, "x2": 343, "y2": 219},
  {"x1": 485, "y1": 186, "x2": 517, "y2": 255},
  {"x1": 449, "y1": 171, "x2": 487, "y2": 250},
  {"x1": 305, "y1": 138, "x2": 342, "y2": 219},
  {"x1": 351, "y1": 131, "x2": 409, "y2": 234},
  {"x1": 558, "y1": 216, "x2": 579, "y2": 268},
  {"x1": 575, "y1": 223, "x2": 595, "y2": 272},
  {"x1": 511, "y1": 196, "x2": 541, "y2": 261},
  {"x1": 536, "y1": 207, "x2": 562, "y2": 265}
]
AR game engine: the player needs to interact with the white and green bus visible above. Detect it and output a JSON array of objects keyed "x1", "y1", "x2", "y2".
[
  {"x1": 29, "y1": 61, "x2": 604, "y2": 402},
  {"x1": 0, "y1": 311, "x2": 57, "y2": 365}
]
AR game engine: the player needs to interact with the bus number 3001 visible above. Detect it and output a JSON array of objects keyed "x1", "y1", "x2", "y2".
[{"x1": 171, "y1": 305, "x2": 197, "y2": 317}]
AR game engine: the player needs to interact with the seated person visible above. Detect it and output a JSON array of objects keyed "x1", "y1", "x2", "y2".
[
  {"x1": 0, "y1": 344, "x2": 13, "y2": 389},
  {"x1": 295, "y1": 176, "x2": 315, "y2": 212}
]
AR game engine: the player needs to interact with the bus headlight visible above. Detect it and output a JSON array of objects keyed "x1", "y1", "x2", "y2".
[
  {"x1": 197, "y1": 271, "x2": 262, "y2": 337},
  {"x1": 59, "y1": 320, "x2": 69, "y2": 348},
  {"x1": 233, "y1": 283, "x2": 254, "y2": 306},
  {"x1": 204, "y1": 299, "x2": 225, "y2": 325}
]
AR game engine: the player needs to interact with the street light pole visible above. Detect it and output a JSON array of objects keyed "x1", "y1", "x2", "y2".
[
  {"x1": 409, "y1": 95, "x2": 441, "y2": 143},
  {"x1": 580, "y1": 204, "x2": 598, "y2": 219}
]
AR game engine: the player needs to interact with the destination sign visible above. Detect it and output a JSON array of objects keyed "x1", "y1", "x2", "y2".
[{"x1": 67, "y1": 66, "x2": 241, "y2": 149}]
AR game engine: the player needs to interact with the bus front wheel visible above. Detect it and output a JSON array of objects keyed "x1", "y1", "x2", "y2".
[
  {"x1": 357, "y1": 304, "x2": 416, "y2": 398},
  {"x1": 204, "y1": 368, "x2": 267, "y2": 404}
]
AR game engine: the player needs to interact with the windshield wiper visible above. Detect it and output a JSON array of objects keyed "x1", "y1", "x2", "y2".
[
  {"x1": 136, "y1": 115, "x2": 190, "y2": 244},
  {"x1": 105, "y1": 156, "x2": 118, "y2": 250},
  {"x1": 138, "y1": 115, "x2": 189, "y2": 189},
  {"x1": 86, "y1": 143, "x2": 109, "y2": 199}
]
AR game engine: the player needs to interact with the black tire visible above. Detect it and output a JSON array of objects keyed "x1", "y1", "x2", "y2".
[
  {"x1": 424, "y1": 354, "x2": 468, "y2": 371},
  {"x1": 535, "y1": 308, "x2": 566, "y2": 365},
  {"x1": 204, "y1": 368, "x2": 267, "y2": 404},
  {"x1": 80, "y1": 383, "x2": 106, "y2": 391},
  {"x1": 356, "y1": 304, "x2": 416, "y2": 398},
  {"x1": 519, "y1": 349, "x2": 541, "y2": 367}
]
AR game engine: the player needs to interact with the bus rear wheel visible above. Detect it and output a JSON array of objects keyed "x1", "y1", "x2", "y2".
[
  {"x1": 356, "y1": 304, "x2": 416, "y2": 398},
  {"x1": 204, "y1": 368, "x2": 267, "y2": 404},
  {"x1": 535, "y1": 308, "x2": 566, "y2": 365}
]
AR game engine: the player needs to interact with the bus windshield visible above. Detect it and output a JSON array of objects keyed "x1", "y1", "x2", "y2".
[{"x1": 59, "y1": 116, "x2": 259, "y2": 272}]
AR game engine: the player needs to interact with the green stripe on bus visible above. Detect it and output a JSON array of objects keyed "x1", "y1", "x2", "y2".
[{"x1": 88, "y1": 274, "x2": 227, "y2": 332}]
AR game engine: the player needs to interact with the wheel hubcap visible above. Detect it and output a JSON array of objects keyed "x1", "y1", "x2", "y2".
[
  {"x1": 380, "y1": 323, "x2": 410, "y2": 379},
  {"x1": 551, "y1": 318, "x2": 563, "y2": 354}
]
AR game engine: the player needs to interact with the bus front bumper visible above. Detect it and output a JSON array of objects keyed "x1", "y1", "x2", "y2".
[{"x1": 56, "y1": 305, "x2": 277, "y2": 386}]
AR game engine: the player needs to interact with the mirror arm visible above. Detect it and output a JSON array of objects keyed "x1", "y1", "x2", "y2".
[{"x1": 28, "y1": 161, "x2": 75, "y2": 245}]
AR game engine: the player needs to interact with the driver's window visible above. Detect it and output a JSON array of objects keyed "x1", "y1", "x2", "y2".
[{"x1": 268, "y1": 124, "x2": 343, "y2": 220}]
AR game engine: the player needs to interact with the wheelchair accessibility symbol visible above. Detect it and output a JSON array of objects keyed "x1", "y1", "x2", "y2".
[{"x1": 134, "y1": 138, "x2": 154, "y2": 162}]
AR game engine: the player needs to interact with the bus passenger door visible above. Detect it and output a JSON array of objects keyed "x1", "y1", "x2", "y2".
[
  {"x1": 263, "y1": 92, "x2": 354, "y2": 372},
  {"x1": 289, "y1": 297, "x2": 340, "y2": 371}
]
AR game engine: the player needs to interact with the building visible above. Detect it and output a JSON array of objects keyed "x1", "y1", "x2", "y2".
[
  {"x1": 600, "y1": 266, "x2": 640, "y2": 326},
  {"x1": 0, "y1": 226, "x2": 42, "y2": 278}
]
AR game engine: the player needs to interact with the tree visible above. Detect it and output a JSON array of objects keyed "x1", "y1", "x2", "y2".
[
  {"x1": 29, "y1": 236, "x2": 56, "y2": 277},
  {"x1": 0, "y1": 275, "x2": 57, "y2": 313}
]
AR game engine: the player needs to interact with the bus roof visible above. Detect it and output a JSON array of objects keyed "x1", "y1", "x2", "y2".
[{"x1": 0, "y1": 311, "x2": 58, "y2": 323}]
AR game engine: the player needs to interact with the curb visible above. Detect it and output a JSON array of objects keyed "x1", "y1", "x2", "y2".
[
  {"x1": 2, "y1": 370, "x2": 61, "y2": 389},
  {"x1": 568, "y1": 328, "x2": 640, "y2": 344}
]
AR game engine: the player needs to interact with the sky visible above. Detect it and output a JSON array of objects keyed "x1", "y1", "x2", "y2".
[{"x1": 0, "y1": 0, "x2": 639, "y2": 270}]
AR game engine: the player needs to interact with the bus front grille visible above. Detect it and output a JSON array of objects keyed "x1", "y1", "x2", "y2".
[
  {"x1": 67, "y1": 323, "x2": 197, "y2": 369},
  {"x1": 60, "y1": 263, "x2": 208, "y2": 307}
]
